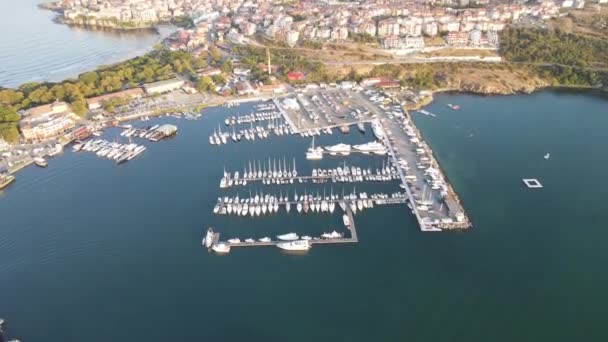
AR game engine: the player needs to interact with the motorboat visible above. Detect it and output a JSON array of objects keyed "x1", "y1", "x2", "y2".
[
  {"x1": 259, "y1": 237, "x2": 271, "y2": 242},
  {"x1": 277, "y1": 240, "x2": 311, "y2": 251},
  {"x1": 277, "y1": 232, "x2": 299, "y2": 241},
  {"x1": 203, "y1": 228, "x2": 215, "y2": 248},
  {"x1": 212, "y1": 243, "x2": 231, "y2": 253},
  {"x1": 33, "y1": 157, "x2": 47, "y2": 167},
  {"x1": 227, "y1": 238, "x2": 241, "y2": 244},
  {"x1": 321, "y1": 231, "x2": 343, "y2": 239},
  {"x1": 353, "y1": 141, "x2": 387, "y2": 155},
  {"x1": 343, "y1": 214, "x2": 350, "y2": 227},
  {"x1": 325, "y1": 143, "x2": 351, "y2": 156}
]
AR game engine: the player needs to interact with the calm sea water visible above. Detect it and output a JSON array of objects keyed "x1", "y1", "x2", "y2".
[
  {"x1": 0, "y1": 0, "x2": 164, "y2": 88},
  {"x1": 1, "y1": 90, "x2": 608, "y2": 341}
]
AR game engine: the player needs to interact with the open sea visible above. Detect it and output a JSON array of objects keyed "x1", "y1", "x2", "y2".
[
  {"x1": 1, "y1": 90, "x2": 608, "y2": 341},
  {"x1": 0, "y1": 0, "x2": 165, "y2": 88}
]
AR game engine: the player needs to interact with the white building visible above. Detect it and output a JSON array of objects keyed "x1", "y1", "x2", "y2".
[
  {"x1": 143, "y1": 78, "x2": 185, "y2": 94},
  {"x1": 423, "y1": 22, "x2": 438, "y2": 36},
  {"x1": 286, "y1": 30, "x2": 300, "y2": 47}
]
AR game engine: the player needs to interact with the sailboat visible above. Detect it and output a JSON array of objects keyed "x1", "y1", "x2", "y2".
[{"x1": 306, "y1": 136, "x2": 323, "y2": 160}]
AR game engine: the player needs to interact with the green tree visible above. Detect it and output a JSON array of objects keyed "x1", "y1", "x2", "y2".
[
  {"x1": 0, "y1": 89, "x2": 24, "y2": 106},
  {"x1": 0, "y1": 105, "x2": 20, "y2": 143},
  {"x1": 71, "y1": 96, "x2": 87, "y2": 117},
  {"x1": 196, "y1": 76, "x2": 214, "y2": 92}
]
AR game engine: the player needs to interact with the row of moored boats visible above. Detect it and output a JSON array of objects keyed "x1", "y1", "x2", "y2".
[{"x1": 73, "y1": 139, "x2": 146, "y2": 164}]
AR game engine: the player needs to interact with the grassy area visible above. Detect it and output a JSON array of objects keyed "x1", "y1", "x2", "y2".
[
  {"x1": 548, "y1": 7, "x2": 608, "y2": 39},
  {"x1": 423, "y1": 36, "x2": 446, "y2": 46}
]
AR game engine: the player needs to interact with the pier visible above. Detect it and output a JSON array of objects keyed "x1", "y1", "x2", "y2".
[{"x1": 210, "y1": 207, "x2": 358, "y2": 250}]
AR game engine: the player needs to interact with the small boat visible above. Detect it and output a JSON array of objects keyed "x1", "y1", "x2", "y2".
[
  {"x1": 544, "y1": 153, "x2": 550, "y2": 160},
  {"x1": 202, "y1": 228, "x2": 215, "y2": 248},
  {"x1": 277, "y1": 240, "x2": 311, "y2": 251},
  {"x1": 343, "y1": 214, "x2": 350, "y2": 227},
  {"x1": 357, "y1": 122, "x2": 366, "y2": 133},
  {"x1": 277, "y1": 232, "x2": 299, "y2": 241},
  {"x1": 212, "y1": 243, "x2": 231, "y2": 253},
  {"x1": 33, "y1": 157, "x2": 47, "y2": 167},
  {"x1": 447, "y1": 104, "x2": 460, "y2": 110}
]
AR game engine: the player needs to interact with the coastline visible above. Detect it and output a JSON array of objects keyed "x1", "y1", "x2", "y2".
[{"x1": 405, "y1": 84, "x2": 605, "y2": 111}]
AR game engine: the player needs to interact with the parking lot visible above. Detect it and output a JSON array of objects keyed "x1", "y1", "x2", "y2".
[{"x1": 277, "y1": 87, "x2": 375, "y2": 133}]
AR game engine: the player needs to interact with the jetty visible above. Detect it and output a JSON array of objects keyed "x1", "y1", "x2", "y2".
[{"x1": 209, "y1": 207, "x2": 358, "y2": 251}]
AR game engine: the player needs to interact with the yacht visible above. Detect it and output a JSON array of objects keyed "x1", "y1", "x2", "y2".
[
  {"x1": 321, "y1": 231, "x2": 343, "y2": 239},
  {"x1": 212, "y1": 243, "x2": 231, "y2": 253},
  {"x1": 203, "y1": 228, "x2": 215, "y2": 248},
  {"x1": 353, "y1": 141, "x2": 387, "y2": 155},
  {"x1": 325, "y1": 143, "x2": 351, "y2": 156},
  {"x1": 33, "y1": 157, "x2": 47, "y2": 167},
  {"x1": 371, "y1": 121, "x2": 385, "y2": 139},
  {"x1": 277, "y1": 232, "x2": 299, "y2": 241},
  {"x1": 277, "y1": 240, "x2": 311, "y2": 251}
]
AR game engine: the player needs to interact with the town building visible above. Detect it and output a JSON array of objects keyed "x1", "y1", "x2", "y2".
[
  {"x1": 19, "y1": 101, "x2": 78, "y2": 142},
  {"x1": 86, "y1": 88, "x2": 144, "y2": 110},
  {"x1": 143, "y1": 78, "x2": 185, "y2": 94}
]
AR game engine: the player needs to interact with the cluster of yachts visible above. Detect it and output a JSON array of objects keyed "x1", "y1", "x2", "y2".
[
  {"x1": 120, "y1": 124, "x2": 160, "y2": 140},
  {"x1": 72, "y1": 139, "x2": 146, "y2": 164},
  {"x1": 306, "y1": 138, "x2": 388, "y2": 160},
  {"x1": 202, "y1": 228, "x2": 346, "y2": 253},
  {"x1": 213, "y1": 189, "x2": 380, "y2": 217},
  {"x1": 223, "y1": 110, "x2": 281, "y2": 126},
  {"x1": 220, "y1": 157, "x2": 298, "y2": 188},
  {"x1": 310, "y1": 162, "x2": 399, "y2": 183},
  {"x1": 209, "y1": 120, "x2": 293, "y2": 146}
]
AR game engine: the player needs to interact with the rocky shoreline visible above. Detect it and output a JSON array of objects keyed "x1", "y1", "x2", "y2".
[{"x1": 406, "y1": 83, "x2": 604, "y2": 111}]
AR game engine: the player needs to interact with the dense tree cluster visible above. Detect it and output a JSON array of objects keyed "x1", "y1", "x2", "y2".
[
  {"x1": 0, "y1": 106, "x2": 20, "y2": 143},
  {"x1": 499, "y1": 28, "x2": 608, "y2": 69},
  {"x1": 0, "y1": 49, "x2": 206, "y2": 142},
  {"x1": 233, "y1": 45, "x2": 331, "y2": 84}
]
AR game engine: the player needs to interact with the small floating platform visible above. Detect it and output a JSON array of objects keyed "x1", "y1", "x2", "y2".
[{"x1": 523, "y1": 178, "x2": 543, "y2": 188}]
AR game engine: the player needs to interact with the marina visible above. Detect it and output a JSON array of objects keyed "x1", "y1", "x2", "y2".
[
  {"x1": 3, "y1": 90, "x2": 608, "y2": 341},
  {"x1": 202, "y1": 86, "x2": 470, "y2": 254}
]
